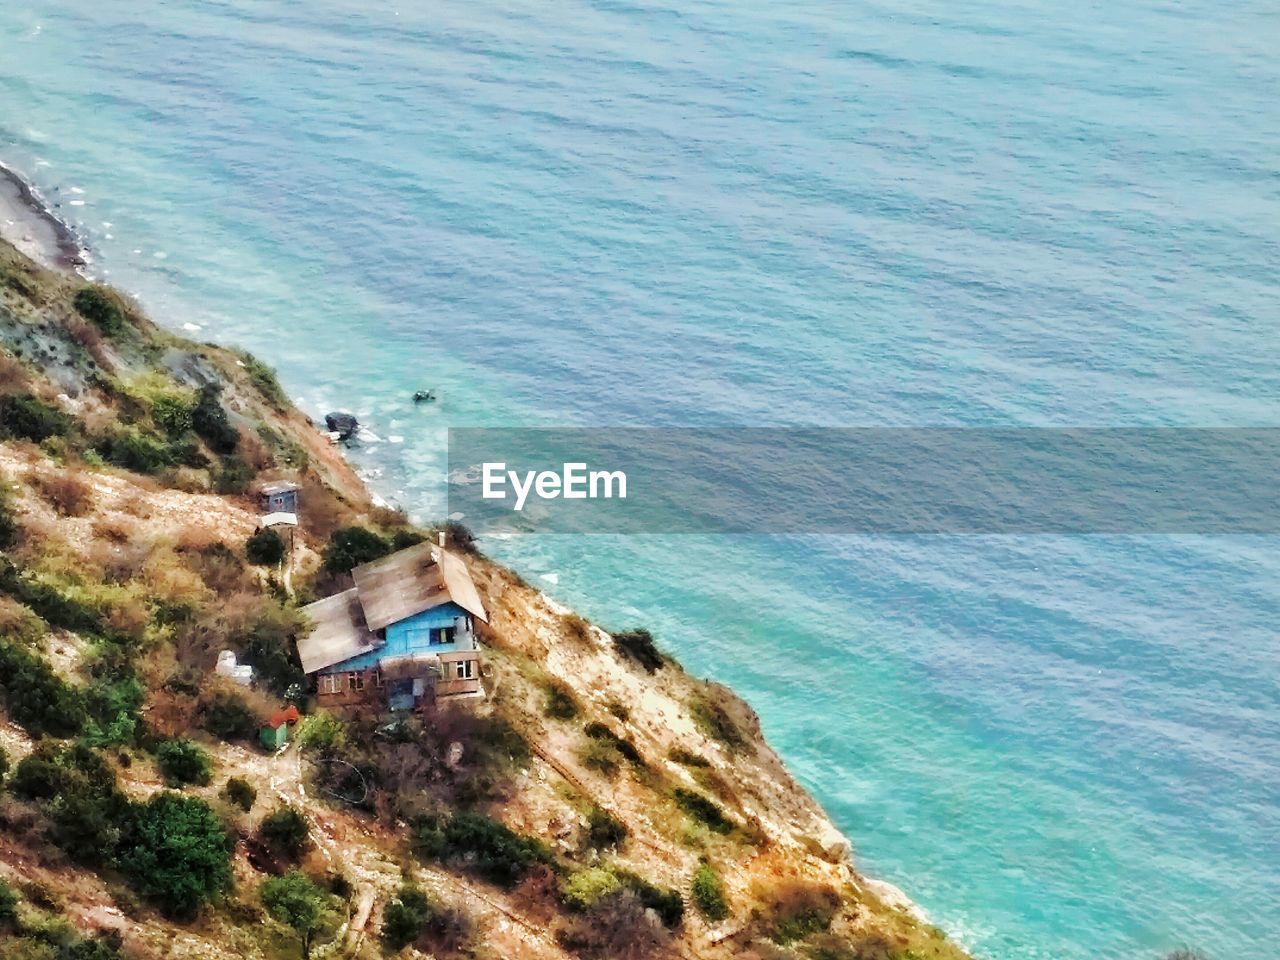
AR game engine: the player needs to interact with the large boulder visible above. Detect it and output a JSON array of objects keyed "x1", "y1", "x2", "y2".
[{"x1": 324, "y1": 411, "x2": 359, "y2": 440}]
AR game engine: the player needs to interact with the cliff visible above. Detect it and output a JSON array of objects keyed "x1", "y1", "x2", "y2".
[{"x1": 0, "y1": 225, "x2": 972, "y2": 960}]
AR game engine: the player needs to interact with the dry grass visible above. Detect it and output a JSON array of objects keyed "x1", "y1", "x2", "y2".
[{"x1": 30, "y1": 465, "x2": 94, "y2": 516}]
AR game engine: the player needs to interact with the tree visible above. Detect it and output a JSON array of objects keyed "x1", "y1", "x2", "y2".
[
  {"x1": 118, "y1": 792, "x2": 233, "y2": 919},
  {"x1": 381, "y1": 886, "x2": 432, "y2": 950},
  {"x1": 260, "y1": 805, "x2": 310, "y2": 859},
  {"x1": 222, "y1": 776, "x2": 257, "y2": 812},
  {"x1": 245, "y1": 527, "x2": 287, "y2": 566},
  {"x1": 261, "y1": 871, "x2": 328, "y2": 959},
  {"x1": 156, "y1": 739, "x2": 212, "y2": 787},
  {"x1": 321, "y1": 526, "x2": 391, "y2": 573}
]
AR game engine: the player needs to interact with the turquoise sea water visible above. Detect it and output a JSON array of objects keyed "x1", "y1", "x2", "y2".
[{"x1": 2, "y1": 2, "x2": 1278, "y2": 958}]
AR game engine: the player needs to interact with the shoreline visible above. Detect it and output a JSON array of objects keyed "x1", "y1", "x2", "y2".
[
  {"x1": 0, "y1": 161, "x2": 89, "y2": 274},
  {"x1": 0, "y1": 157, "x2": 946, "y2": 944}
]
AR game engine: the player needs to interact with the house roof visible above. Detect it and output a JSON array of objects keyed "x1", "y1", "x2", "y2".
[
  {"x1": 259, "y1": 481, "x2": 300, "y2": 495},
  {"x1": 295, "y1": 546, "x2": 487, "y2": 675},
  {"x1": 295, "y1": 588, "x2": 382, "y2": 673},
  {"x1": 264, "y1": 705, "x2": 301, "y2": 729},
  {"x1": 351, "y1": 543, "x2": 487, "y2": 631}
]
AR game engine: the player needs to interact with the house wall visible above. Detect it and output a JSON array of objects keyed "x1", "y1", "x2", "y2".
[{"x1": 314, "y1": 603, "x2": 482, "y2": 707}]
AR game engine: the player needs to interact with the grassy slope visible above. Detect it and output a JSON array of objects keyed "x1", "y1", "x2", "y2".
[{"x1": 0, "y1": 238, "x2": 973, "y2": 960}]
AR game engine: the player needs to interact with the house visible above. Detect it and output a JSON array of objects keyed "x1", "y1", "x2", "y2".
[
  {"x1": 295, "y1": 542, "x2": 487, "y2": 712},
  {"x1": 258, "y1": 481, "x2": 300, "y2": 515},
  {"x1": 259, "y1": 705, "x2": 300, "y2": 751}
]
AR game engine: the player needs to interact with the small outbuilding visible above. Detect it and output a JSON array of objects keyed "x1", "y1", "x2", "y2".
[
  {"x1": 259, "y1": 705, "x2": 301, "y2": 751},
  {"x1": 258, "y1": 481, "x2": 300, "y2": 515}
]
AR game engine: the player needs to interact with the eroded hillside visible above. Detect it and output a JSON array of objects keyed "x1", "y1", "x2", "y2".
[{"x1": 0, "y1": 238, "x2": 971, "y2": 960}]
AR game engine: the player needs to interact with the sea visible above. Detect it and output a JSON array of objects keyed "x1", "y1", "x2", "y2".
[{"x1": 1, "y1": 2, "x2": 1277, "y2": 958}]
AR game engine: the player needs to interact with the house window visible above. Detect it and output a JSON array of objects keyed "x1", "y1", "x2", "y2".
[
  {"x1": 319, "y1": 674, "x2": 341, "y2": 695},
  {"x1": 454, "y1": 659, "x2": 475, "y2": 680},
  {"x1": 348, "y1": 671, "x2": 364, "y2": 691},
  {"x1": 432, "y1": 626, "x2": 457, "y2": 646},
  {"x1": 373, "y1": 669, "x2": 385, "y2": 688}
]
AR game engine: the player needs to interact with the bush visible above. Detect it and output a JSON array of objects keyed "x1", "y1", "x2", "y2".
[
  {"x1": 669, "y1": 747, "x2": 710, "y2": 768},
  {"x1": 238, "y1": 352, "x2": 289, "y2": 409},
  {"x1": 245, "y1": 527, "x2": 287, "y2": 566},
  {"x1": 579, "y1": 737, "x2": 623, "y2": 778},
  {"x1": 31, "y1": 470, "x2": 93, "y2": 517},
  {"x1": 241, "y1": 603, "x2": 306, "y2": 696},
  {"x1": 261, "y1": 870, "x2": 328, "y2": 959},
  {"x1": 191, "y1": 385, "x2": 239, "y2": 455},
  {"x1": 223, "y1": 776, "x2": 257, "y2": 811},
  {"x1": 156, "y1": 739, "x2": 212, "y2": 787},
  {"x1": 95, "y1": 427, "x2": 172, "y2": 474},
  {"x1": 765, "y1": 883, "x2": 840, "y2": 945},
  {"x1": 296, "y1": 712, "x2": 345, "y2": 756},
  {"x1": 11, "y1": 743, "x2": 132, "y2": 867},
  {"x1": 73, "y1": 286, "x2": 128, "y2": 336},
  {"x1": 119, "y1": 792, "x2": 233, "y2": 919},
  {"x1": 0, "y1": 877, "x2": 18, "y2": 929},
  {"x1": 690, "y1": 690, "x2": 748, "y2": 753},
  {"x1": 586, "y1": 806, "x2": 627, "y2": 850},
  {"x1": 0, "y1": 639, "x2": 87, "y2": 738},
  {"x1": 260, "y1": 805, "x2": 310, "y2": 859},
  {"x1": 0, "y1": 482, "x2": 17, "y2": 550},
  {"x1": 149, "y1": 392, "x2": 195, "y2": 438},
  {"x1": 543, "y1": 680, "x2": 579, "y2": 720},
  {"x1": 0, "y1": 558, "x2": 105, "y2": 635},
  {"x1": 673, "y1": 789, "x2": 733, "y2": 835},
  {"x1": 214, "y1": 454, "x2": 255, "y2": 495},
  {"x1": 562, "y1": 867, "x2": 622, "y2": 911},
  {"x1": 382, "y1": 886, "x2": 432, "y2": 950},
  {"x1": 200, "y1": 692, "x2": 258, "y2": 741},
  {"x1": 583, "y1": 722, "x2": 644, "y2": 769},
  {"x1": 558, "y1": 889, "x2": 670, "y2": 960},
  {"x1": 691, "y1": 862, "x2": 729, "y2": 921},
  {"x1": 0, "y1": 394, "x2": 72, "y2": 442},
  {"x1": 321, "y1": 526, "x2": 391, "y2": 574},
  {"x1": 411, "y1": 812, "x2": 554, "y2": 889},
  {"x1": 614, "y1": 869, "x2": 684, "y2": 928},
  {"x1": 611, "y1": 628, "x2": 665, "y2": 673}
]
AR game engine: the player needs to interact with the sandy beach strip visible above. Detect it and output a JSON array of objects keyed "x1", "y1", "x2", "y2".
[{"x1": 0, "y1": 161, "x2": 86, "y2": 273}]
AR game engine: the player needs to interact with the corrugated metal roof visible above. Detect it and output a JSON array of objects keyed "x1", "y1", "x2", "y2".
[
  {"x1": 259, "y1": 481, "x2": 300, "y2": 495},
  {"x1": 296, "y1": 587, "x2": 382, "y2": 673},
  {"x1": 351, "y1": 543, "x2": 487, "y2": 630}
]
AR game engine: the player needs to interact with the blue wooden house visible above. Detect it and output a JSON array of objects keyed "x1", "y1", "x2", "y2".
[{"x1": 296, "y1": 543, "x2": 487, "y2": 711}]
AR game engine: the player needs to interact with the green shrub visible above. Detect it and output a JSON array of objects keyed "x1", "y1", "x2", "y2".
[
  {"x1": 669, "y1": 747, "x2": 711, "y2": 768},
  {"x1": 260, "y1": 805, "x2": 310, "y2": 859},
  {"x1": 200, "y1": 692, "x2": 258, "y2": 741},
  {"x1": 411, "y1": 812, "x2": 554, "y2": 889},
  {"x1": 690, "y1": 691, "x2": 748, "y2": 753},
  {"x1": 586, "y1": 806, "x2": 627, "y2": 850},
  {"x1": 558, "y1": 889, "x2": 669, "y2": 959},
  {"x1": 156, "y1": 739, "x2": 212, "y2": 787},
  {"x1": 579, "y1": 737, "x2": 622, "y2": 777},
  {"x1": 11, "y1": 743, "x2": 132, "y2": 867},
  {"x1": 297, "y1": 712, "x2": 346, "y2": 756},
  {"x1": 222, "y1": 776, "x2": 257, "y2": 811},
  {"x1": 237, "y1": 352, "x2": 289, "y2": 409},
  {"x1": 245, "y1": 527, "x2": 287, "y2": 566},
  {"x1": 0, "y1": 482, "x2": 17, "y2": 550},
  {"x1": 691, "y1": 862, "x2": 729, "y2": 921},
  {"x1": 0, "y1": 877, "x2": 18, "y2": 929},
  {"x1": 119, "y1": 791, "x2": 233, "y2": 919},
  {"x1": 82, "y1": 671, "x2": 145, "y2": 747},
  {"x1": 95, "y1": 427, "x2": 172, "y2": 474},
  {"x1": 0, "y1": 557, "x2": 105, "y2": 635},
  {"x1": 191, "y1": 385, "x2": 239, "y2": 455},
  {"x1": 543, "y1": 680, "x2": 579, "y2": 720},
  {"x1": 0, "y1": 394, "x2": 72, "y2": 442},
  {"x1": 611, "y1": 628, "x2": 665, "y2": 672},
  {"x1": 321, "y1": 526, "x2": 391, "y2": 574},
  {"x1": 390, "y1": 528, "x2": 426, "y2": 550},
  {"x1": 673, "y1": 788, "x2": 733, "y2": 835},
  {"x1": 73, "y1": 286, "x2": 127, "y2": 336},
  {"x1": 214, "y1": 453, "x2": 255, "y2": 494},
  {"x1": 765, "y1": 884, "x2": 840, "y2": 945},
  {"x1": 241, "y1": 603, "x2": 307, "y2": 696},
  {"x1": 583, "y1": 722, "x2": 644, "y2": 767},
  {"x1": 0, "y1": 639, "x2": 87, "y2": 738},
  {"x1": 615, "y1": 869, "x2": 684, "y2": 927},
  {"x1": 260, "y1": 870, "x2": 328, "y2": 960},
  {"x1": 381, "y1": 886, "x2": 432, "y2": 950},
  {"x1": 149, "y1": 392, "x2": 195, "y2": 438},
  {"x1": 562, "y1": 867, "x2": 622, "y2": 911}
]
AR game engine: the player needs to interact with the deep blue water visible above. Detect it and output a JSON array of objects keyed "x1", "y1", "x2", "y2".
[{"x1": 2, "y1": 2, "x2": 1279, "y2": 957}]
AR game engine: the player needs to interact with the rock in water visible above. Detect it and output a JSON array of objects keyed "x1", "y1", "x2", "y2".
[{"x1": 324, "y1": 411, "x2": 359, "y2": 440}]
